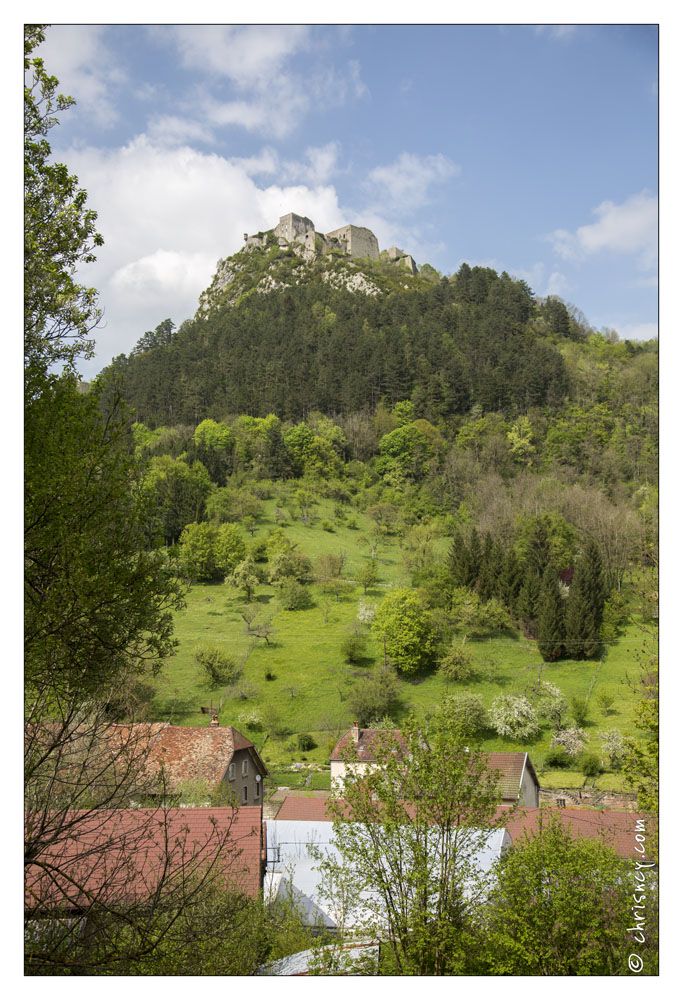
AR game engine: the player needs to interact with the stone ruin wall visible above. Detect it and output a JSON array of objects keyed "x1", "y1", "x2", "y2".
[
  {"x1": 244, "y1": 213, "x2": 387, "y2": 263},
  {"x1": 325, "y1": 224, "x2": 380, "y2": 261}
]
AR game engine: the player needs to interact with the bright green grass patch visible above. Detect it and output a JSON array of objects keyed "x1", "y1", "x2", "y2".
[{"x1": 148, "y1": 508, "x2": 647, "y2": 791}]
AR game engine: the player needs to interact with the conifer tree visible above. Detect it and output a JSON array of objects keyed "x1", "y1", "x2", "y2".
[
  {"x1": 537, "y1": 565, "x2": 565, "y2": 661},
  {"x1": 497, "y1": 548, "x2": 522, "y2": 611},
  {"x1": 565, "y1": 539, "x2": 607, "y2": 659},
  {"x1": 478, "y1": 534, "x2": 502, "y2": 601}
]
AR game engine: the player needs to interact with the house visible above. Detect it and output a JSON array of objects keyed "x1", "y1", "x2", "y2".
[
  {"x1": 330, "y1": 726, "x2": 540, "y2": 807},
  {"x1": 264, "y1": 819, "x2": 511, "y2": 930},
  {"x1": 26, "y1": 806, "x2": 265, "y2": 920},
  {"x1": 110, "y1": 721, "x2": 268, "y2": 806}
]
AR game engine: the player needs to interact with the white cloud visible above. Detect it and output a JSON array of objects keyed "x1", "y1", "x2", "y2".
[
  {"x1": 164, "y1": 25, "x2": 311, "y2": 87},
  {"x1": 547, "y1": 191, "x2": 658, "y2": 269},
  {"x1": 111, "y1": 250, "x2": 217, "y2": 302},
  {"x1": 146, "y1": 115, "x2": 216, "y2": 146},
  {"x1": 153, "y1": 27, "x2": 367, "y2": 139},
  {"x1": 366, "y1": 153, "x2": 459, "y2": 214},
  {"x1": 63, "y1": 136, "x2": 348, "y2": 374},
  {"x1": 38, "y1": 25, "x2": 125, "y2": 128},
  {"x1": 545, "y1": 271, "x2": 573, "y2": 297},
  {"x1": 615, "y1": 321, "x2": 658, "y2": 342}
]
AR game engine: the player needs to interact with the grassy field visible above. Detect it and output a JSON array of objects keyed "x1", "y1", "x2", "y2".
[{"x1": 148, "y1": 496, "x2": 649, "y2": 791}]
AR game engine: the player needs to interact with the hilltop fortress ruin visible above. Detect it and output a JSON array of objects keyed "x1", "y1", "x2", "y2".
[{"x1": 244, "y1": 212, "x2": 417, "y2": 274}]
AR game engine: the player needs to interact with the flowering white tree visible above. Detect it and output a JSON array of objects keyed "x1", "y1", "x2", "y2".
[
  {"x1": 489, "y1": 694, "x2": 540, "y2": 740},
  {"x1": 551, "y1": 728, "x2": 588, "y2": 757},
  {"x1": 536, "y1": 682, "x2": 569, "y2": 730},
  {"x1": 357, "y1": 598, "x2": 377, "y2": 624},
  {"x1": 599, "y1": 729, "x2": 624, "y2": 768}
]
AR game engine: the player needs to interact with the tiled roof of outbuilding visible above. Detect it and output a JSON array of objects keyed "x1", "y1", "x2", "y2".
[{"x1": 26, "y1": 806, "x2": 263, "y2": 911}]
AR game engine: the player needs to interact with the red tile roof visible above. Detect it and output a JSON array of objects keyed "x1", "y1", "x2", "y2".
[
  {"x1": 276, "y1": 797, "x2": 338, "y2": 821},
  {"x1": 485, "y1": 753, "x2": 538, "y2": 800},
  {"x1": 26, "y1": 806, "x2": 263, "y2": 912},
  {"x1": 500, "y1": 806, "x2": 657, "y2": 859},
  {"x1": 109, "y1": 723, "x2": 267, "y2": 790},
  {"x1": 274, "y1": 798, "x2": 656, "y2": 860}
]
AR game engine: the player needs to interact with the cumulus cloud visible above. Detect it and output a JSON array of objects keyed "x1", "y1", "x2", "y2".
[
  {"x1": 366, "y1": 153, "x2": 459, "y2": 214},
  {"x1": 63, "y1": 136, "x2": 348, "y2": 374},
  {"x1": 37, "y1": 25, "x2": 126, "y2": 127},
  {"x1": 547, "y1": 190, "x2": 658, "y2": 269},
  {"x1": 163, "y1": 25, "x2": 311, "y2": 87}
]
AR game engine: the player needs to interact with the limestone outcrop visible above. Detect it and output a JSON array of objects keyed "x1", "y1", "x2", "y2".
[{"x1": 197, "y1": 212, "x2": 429, "y2": 316}]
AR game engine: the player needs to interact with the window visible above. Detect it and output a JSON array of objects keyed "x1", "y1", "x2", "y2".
[
  {"x1": 242, "y1": 785, "x2": 248, "y2": 804},
  {"x1": 556, "y1": 798, "x2": 566, "y2": 808},
  {"x1": 255, "y1": 780, "x2": 260, "y2": 799},
  {"x1": 242, "y1": 759, "x2": 249, "y2": 777},
  {"x1": 228, "y1": 763, "x2": 235, "y2": 780}
]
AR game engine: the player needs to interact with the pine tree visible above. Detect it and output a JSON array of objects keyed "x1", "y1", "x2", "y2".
[
  {"x1": 565, "y1": 539, "x2": 607, "y2": 659},
  {"x1": 537, "y1": 565, "x2": 565, "y2": 661},
  {"x1": 497, "y1": 548, "x2": 522, "y2": 610},
  {"x1": 478, "y1": 534, "x2": 502, "y2": 601}
]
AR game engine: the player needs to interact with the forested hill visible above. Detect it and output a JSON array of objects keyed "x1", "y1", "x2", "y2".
[{"x1": 99, "y1": 253, "x2": 587, "y2": 427}]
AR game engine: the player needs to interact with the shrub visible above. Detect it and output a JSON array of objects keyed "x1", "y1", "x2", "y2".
[
  {"x1": 570, "y1": 695, "x2": 589, "y2": 727},
  {"x1": 551, "y1": 727, "x2": 587, "y2": 757},
  {"x1": 444, "y1": 693, "x2": 489, "y2": 739},
  {"x1": 297, "y1": 733, "x2": 316, "y2": 751},
  {"x1": 250, "y1": 538, "x2": 268, "y2": 562},
  {"x1": 579, "y1": 751, "x2": 602, "y2": 777},
  {"x1": 348, "y1": 668, "x2": 399, "y2": 726},
  {"x1": 597, "y1": 691, "x2": 615, "y2": 715},
  {"x1": 347, "y1": 517, "x2": 358, "y2": 530},
  {"x1": 438, "y1": 640, "x2": 477, "y2": 682},
  {"x1": 193, "y1": 644, "x2": 241, "y2": 687},
  {"x1": 321, "y1": 520, "x2": 335, "y2": 532},
  {"x1": 279, "y1": 578, "x2": 312, "y2": 611},
  {"x1": 544, "y1": 747, "x2": 572, "y2": 769},
  {"x1": 490, "y1": 694, "x2": 540, "y2": 740},
  {"x1": 237, "y1": 709, "x2": 263, "y2": 731},
  {"x1": 341, "y1": 631, "x2": 368, "y2": 664}
]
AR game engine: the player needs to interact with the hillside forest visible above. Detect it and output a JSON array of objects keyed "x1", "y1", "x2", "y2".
[{"x1": 94, "y1": 261, "x2": 658, "y2": 791}]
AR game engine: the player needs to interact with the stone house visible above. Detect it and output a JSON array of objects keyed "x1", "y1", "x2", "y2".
[{"x1": 111, "y1": 721, "x2": 268, "y2": 806}]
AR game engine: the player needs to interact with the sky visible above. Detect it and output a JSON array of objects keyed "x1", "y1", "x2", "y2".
[{"x1": 32, "y1": 21, "x2": 659, "y2": 378}]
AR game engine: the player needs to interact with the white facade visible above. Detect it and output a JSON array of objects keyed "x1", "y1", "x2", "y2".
[{"x1": 264, "y1": 819, "x2": 512, "y2": 930}]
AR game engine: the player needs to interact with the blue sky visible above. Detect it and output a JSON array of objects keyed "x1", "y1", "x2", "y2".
[{"x1": 34, "y1": 22, "x2": 658, "y2": 377}]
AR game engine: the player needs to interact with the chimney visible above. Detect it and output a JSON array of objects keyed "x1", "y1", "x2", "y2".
[
  {"x1": 351, "y1": 722, "x2": 360, "y2": 742},
  {"x1": 210, "y1": 715, "x2": 219, "y2": 727},
  {"x1": 243, "y1": 233, "x2": 248, "y2": 241}
]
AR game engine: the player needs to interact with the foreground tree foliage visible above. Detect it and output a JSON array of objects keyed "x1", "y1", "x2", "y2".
[
  {"x1": 23, "y1": 26, "x2": 264, "y2": 976},
  {"x1": 24, "y1": 24, "x2": 103, "y2": 385},
  {"x1": 483, "y1": 817, "x2": 658, "y2": 975},
  {"x1": 317, "y1": 702, "x2": 509, "y2": 974}
]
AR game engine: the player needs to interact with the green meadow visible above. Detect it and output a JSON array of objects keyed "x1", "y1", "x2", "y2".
[{"x1": 149, "y1": 497, "x2": 647, "y2": 791}]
